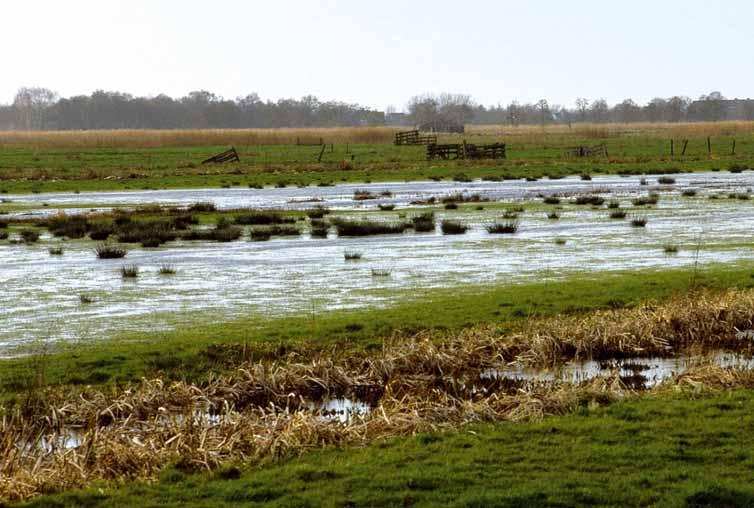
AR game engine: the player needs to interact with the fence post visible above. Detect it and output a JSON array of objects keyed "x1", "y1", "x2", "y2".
[
  {"x1": 732, "y1": 139, "x2": 736, "y2": 155},
  {"x1": 670, "y1": 139, "x2": 674, "y2": 156},
  {"x1": 317, "y1": 144, "x2": 326, "y2": 163},
  {"x1": 682, "y1": 139, "x2": 689, "y2": 155},
  {"x1": 707, "y1": 136, "x2": 711, "y2": 156}
]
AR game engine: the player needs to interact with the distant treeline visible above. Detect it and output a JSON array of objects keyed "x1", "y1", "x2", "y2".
[
  {"x1": 403, "y1": 92, "x2": 754, "y2": 128},
  {"x1": 0, "y1": 88, "x2": 751, "y2": 131},
  {"x1": 0, "y1": 89, "x2": 385, "y2": 130}
]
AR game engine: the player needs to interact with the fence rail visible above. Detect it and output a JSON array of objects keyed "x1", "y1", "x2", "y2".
[
  {"x1": 201, "y1": 146, "x2": 240, "y2": 164},
  {"x1": 394, "y1": 130, "x2": 437, "y2": 146},
  {"x1": 563, "y1": 143, "x2": 608, "y2": 158},
  {"x1": 427, "y1": 141, "x2": 506, "y2": 160}
]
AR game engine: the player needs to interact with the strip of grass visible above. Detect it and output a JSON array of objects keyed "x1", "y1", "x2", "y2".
[
  {"x1": 17, "y1": 390, "x2": 754, "y2": 507},
  {"x1": 2, "y1": 263, "x2": 753, "y2": 397},
  {"x1": 0, "y1": 139, "x2": 752, "y2": 194}
]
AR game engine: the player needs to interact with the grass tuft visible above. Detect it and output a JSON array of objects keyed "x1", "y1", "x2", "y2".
[
  {"x1": 486, "y1": 220, "x2": 520, "y2": 234},
  {"x1": 95, "y1": 243, "x2": 127, "y2": 259},
  {"x1": 411, "y1": 212, "x2": 435, "y2": 233},
  {"x1": 663, "y1": 244, "x2": 679, "y2": 254},
  {"x1": 630, "y1": 217, "x2": 648, "y2": 227},
  {"x1": 120, "y1": 265, "x2": 139, "y2": 278},
  {"x1": 332, "y1": 219, "x2": 409, "y2": 237},
  {"x1": 440, "y1": 220, "x2": 468, "y2": 235},
  {"x1": 159, "y1": 264, "x2": 177, "y2": 275},
  {"x1": 79, "y1": 293, "x2": 95, "y2": 304},
  {"x1": 20, "y1": 229, "x2": 40, "y2": 243}
]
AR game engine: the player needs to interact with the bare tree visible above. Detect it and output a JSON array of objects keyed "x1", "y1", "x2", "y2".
[
  {"x1": 536, "y1": 99, "x2": 550, "y2": 126},
  {"x1": 13, "y1": 87, "x2": 59, "y2": 129},
  {"x1": 575, "y1": 98, "x2": 589, "y2": 122},
  {"x1": 590, "y1": 99, "x2": 610, "y2": 123}
]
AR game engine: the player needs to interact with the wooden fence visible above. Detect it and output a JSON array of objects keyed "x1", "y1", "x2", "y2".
[
  {"x1": 427, "y1": 141, "x2": 506, "y2": 160},
  {"x1": 563, "y1": 143, "x2": 608, "y2": 158},
  {"x1": 201, "y1": 146, "x2": 240, "y2": 164},
  {"x1": 394, "y1": 130, "x2": 437, "y2": 146}
]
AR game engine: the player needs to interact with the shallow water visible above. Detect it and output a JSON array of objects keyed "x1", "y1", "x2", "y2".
[
  {"x1": 3, "y1": 172, "x2": 754, "y2": 351},
  {"x1": 4, "y1": 171, "x2": 754, "y2": 217},
  {"x1": 482, "y1": 351, "x2": 754, "y2": 389}
]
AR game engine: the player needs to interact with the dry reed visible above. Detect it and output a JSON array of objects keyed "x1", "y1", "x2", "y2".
[
  {"x1": 4, "y1": 287, "x2": 754, "y2": 501},
  {"x1": 2, "y1": 121, "x2": 752, "y2": 149},
  {"x1": 0, "y1": 127, "x2": 399, "y2": 149}
]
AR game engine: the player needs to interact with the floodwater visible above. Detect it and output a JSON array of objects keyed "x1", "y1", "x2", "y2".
[
  {"x1": 6, "y1": 170, "x2": 754, "y2": 215},
  {"x1": 482, "y1": 351, "x2": 754, "y2": 389},
  {"x1": 2, "y1": 172, "x2": 754, "y2": 351}
]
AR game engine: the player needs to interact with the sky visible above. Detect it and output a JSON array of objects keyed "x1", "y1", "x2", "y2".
[{"x1": 1, "y1": 0, "x2": 753, "y2": 111}]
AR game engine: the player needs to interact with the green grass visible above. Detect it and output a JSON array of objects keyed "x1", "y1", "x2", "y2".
[
  {"x1": 1, "y1": 137, "x2": 753, "y2": 194},
  {"x1": 18, "y1": 390, "x2": 754, "y2": 507},
  {"x1": 2, "y1": 262, "x2": 754, "y2": 397}
]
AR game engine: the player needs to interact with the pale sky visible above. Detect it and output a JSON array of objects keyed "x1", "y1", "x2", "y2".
[{"x1": 1, "y1": 0, "x2": 752, "y2": 110}]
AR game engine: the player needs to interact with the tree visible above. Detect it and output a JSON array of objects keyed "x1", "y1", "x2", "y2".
[
  {"x1": 13, "y1": 87, "x2": 59, "y2": 129},
  {"x1": 616, "y1": 99, "x2": 641, "y2": 123},
  {"x1": 694, "y1": 91, "x2": 726, "y2": 121},
  {"x1": 406, "y1": 94, "x2": 439, "y2": 126},
  {"x1": 536, "y1": 99, "x2": 550, "y2": 126},
  {"x1": 575, "y1": 98, "x2": 589, "y2": 122},
  {"x1": 665, "y1": 96, "x2": 690, "y2": 123},
  {"x1": 437, "y1": 93, "x2": 475, "y2": 126},
  {"x1": 507, "y1": 101, "x2": 520, "y2": 126},
  {"x1": 590, "y1": 99, "x2": 610, "y2": 123}
]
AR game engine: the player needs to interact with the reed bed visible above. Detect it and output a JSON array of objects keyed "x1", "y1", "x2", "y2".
[
  {"x1": 4, "y1": 288, "x2": 754, "y2": 501},
  {"x1": 0, "y1": 127, "x2": 400, "y2": 149},
  {"x1": 465, "y1": 121, "x2": 754, "y2": 141}
]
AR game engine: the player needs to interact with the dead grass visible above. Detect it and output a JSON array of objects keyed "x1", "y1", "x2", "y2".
[
  {"x1": 465, "y1": 121, "x2": 754, "y2": 142},
  {"x1": 0, "y1": 127, "x2": 399, "y2": 149},
  {"x1": 3, "y1": 287, "x2": 754, "y2": 501},
  {"x1": 3, "y1": 121, "x2": 753, "y2": 149}
]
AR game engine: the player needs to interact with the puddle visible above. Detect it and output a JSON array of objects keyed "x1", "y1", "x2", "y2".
[
  {"x1": 17, "y1": 428, "x2": 85, "y2": 454},
  {"x1": 307, "y1": 398, "x2": 371, "y2": 423},
  {"x1": 482, "y1": 351, "x2": 754, "y2": 389},
  {"x1": 4, "y1": 172, "x2": 754, "y2": 350}
]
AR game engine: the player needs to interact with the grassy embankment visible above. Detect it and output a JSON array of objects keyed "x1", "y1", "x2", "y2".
[
  {"x1": 2, "y1": 262, "x2": 753, "y2": 397},
  {"x1": 14, "y1": 390, "x2": 754, "y2": 507},
  {"x1": 1, "y1": 122, "x2": 754, "y2": 194}
]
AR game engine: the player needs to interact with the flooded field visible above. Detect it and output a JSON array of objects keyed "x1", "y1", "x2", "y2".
[{"x1": 3, "y1": 171, "x2": 754, "y2": 352}]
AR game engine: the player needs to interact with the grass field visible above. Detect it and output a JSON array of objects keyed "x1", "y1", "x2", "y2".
[{"x1": 1, "y1": 122, "x2": 753, "y2": 194}]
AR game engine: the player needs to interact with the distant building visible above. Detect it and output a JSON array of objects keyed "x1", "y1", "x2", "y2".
[
  {"x1": 687, "y1": 98, "x2": 754, "y2": 121},
  {"x1": 385, "y1": 112, "x2": 410, "y2": 126},
  {"x1": 722, "y1": 99, "x2": 754, "y2": 120},
  {"x1": 417, "y1": 119, "x2": 465, "y2": 133}
]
